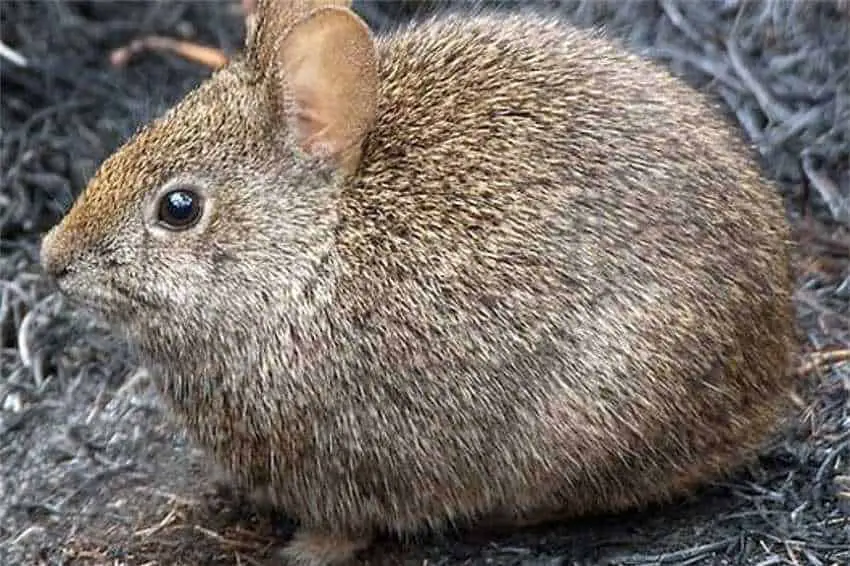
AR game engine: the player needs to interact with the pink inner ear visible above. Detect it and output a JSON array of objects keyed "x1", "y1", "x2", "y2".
[
  {"x1": 273, "y1": 6, "x2": 378, "y2": 173},
  {"x1": 294, "y1": 104, "x2": 334, "y2": 157},
  {"x1": 242, "y1": 0, "x2": 257, "y2": 14}
]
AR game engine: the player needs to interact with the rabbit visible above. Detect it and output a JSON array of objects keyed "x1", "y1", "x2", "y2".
[{"x1": 39, "y1": 0, "x2": 799, "y2": 564}]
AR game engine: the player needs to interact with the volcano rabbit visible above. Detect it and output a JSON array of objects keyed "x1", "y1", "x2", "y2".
[{"x1": 40, "y1": 0, "x2": 797, "y2": 564}]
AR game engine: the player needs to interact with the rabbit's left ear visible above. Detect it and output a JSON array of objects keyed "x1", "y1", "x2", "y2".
[{"x1": 249, "y1": 3, "x2": 378, "y2": 175}]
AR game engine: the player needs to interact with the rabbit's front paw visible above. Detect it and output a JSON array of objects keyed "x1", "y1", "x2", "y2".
[{"x1": 279, "y1": 528, "x2": 370, "y2": 566}]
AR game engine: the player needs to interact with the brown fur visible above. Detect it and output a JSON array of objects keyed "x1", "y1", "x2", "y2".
[{"x1": 40, "y1": 1, "x2": 798, "y2": 565}]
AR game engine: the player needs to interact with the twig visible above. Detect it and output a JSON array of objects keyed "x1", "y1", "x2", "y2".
[
  {"x1": 725, "y1": 37, "x2": 793, "y2": 124},
  {"x1": 0, "y1": 40, "x2": 28, "y2": 67},
  {"x1": 109, "y1": 36, "x2": 229, "y2": 70},
  {"x1": 134, "y1": 507, "x2": 182, "y2": 538},
  {"x1": 716, "y1": 85, "x2": 766, "y2": 147},
  {"x1": 613, "y1": 538, "x2": 737, "y2": 564},
  {"x1": 797, "y1": 348, "x2": 850, "y2": 376},
  {"x1": 647, "y1": 44, "x2": 746, "y2": 91},
  {"x1": 659, "y1": 0, "x2": 708, "y2": 48},
  {"x1": 801, "y1": 155, "x2": 850, "y2": 225},
  {"x1": 192, "y1": 525, "x2": 269, "y2": 551}
]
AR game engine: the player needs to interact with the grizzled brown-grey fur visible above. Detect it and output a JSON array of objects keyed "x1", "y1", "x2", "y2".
[{"x1": 41, "y1": 1, "x2": 797, "y2": 564}]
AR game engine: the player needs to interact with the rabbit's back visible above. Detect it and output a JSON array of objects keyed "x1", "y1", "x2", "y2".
[{"x1": 346, "y1": 11, "x2": 788, "y2": 292}]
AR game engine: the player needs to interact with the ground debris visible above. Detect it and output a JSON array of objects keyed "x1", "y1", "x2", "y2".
[{"x1": 1, "y1": 1, "x2": 848, "y2": 565}]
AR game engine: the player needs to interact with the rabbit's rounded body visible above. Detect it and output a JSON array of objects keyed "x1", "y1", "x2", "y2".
[
  {"x1": 41, "y1": 4, "x2": 796, "y2": 564},
  {"x1": 160, "y1": 10, "x2": 795, "y2": 536}
]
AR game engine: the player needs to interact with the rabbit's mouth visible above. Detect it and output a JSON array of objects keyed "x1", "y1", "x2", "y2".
[
  {"x1": 59, "y1": 285, "x2": 127, "y2": 313},
  {"x1": 52, "y1": 271, "x2": 160, "y2": 321}
]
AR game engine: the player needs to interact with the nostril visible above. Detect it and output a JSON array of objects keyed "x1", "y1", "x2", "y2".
[{"x1": 51, "y1": 263, "x2": 70, "y2": 279}]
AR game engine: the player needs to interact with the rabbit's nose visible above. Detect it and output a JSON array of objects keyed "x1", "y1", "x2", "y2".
[{"x1": 40, "y1": 226, "x2": 72, "y2": 280}]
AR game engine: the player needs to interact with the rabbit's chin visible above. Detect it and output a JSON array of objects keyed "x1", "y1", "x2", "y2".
[{"x1": 69, "y1": 297, "x2": 143, "y2": 339}]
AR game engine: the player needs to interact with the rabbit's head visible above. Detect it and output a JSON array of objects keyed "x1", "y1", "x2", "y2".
[{"x1": 40, "y1": 0, "x2": 378, "y2": 354}]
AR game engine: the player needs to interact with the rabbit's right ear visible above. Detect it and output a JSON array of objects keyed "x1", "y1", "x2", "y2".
[{"x1": 248, "y1": 1, "x2": 378, "y2": 175}]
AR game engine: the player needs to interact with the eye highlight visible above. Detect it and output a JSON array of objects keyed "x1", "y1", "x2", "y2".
[{"x1": 157, "y1": 188, "x2": 203, "y2": 229}]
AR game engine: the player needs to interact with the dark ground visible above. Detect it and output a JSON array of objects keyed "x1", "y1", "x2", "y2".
[{"x1": 1, "y1": 1, "x2": 849, "y2": 565}]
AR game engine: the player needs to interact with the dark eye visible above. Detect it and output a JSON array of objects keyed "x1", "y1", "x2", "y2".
[{"x1": 157, "y1": 188, "x2": 203, "y2": 229}]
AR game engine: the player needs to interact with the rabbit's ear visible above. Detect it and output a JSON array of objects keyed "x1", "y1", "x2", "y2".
[
  {"x1": 246, "y1": 0, "x2": 354, "y2": 72},
  {"x1": 243, "y1": 0, "x2": 260, "y2": 48},
  {"x1": 254, "y1": 5, "x2": 377, "y2": 174}
]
